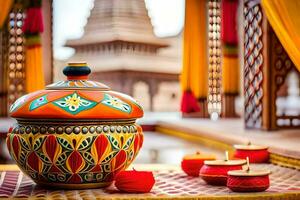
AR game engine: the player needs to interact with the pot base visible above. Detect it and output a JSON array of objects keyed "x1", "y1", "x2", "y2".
[
  {"x1": 35, "y1": 181, "x2": 113, "y2": 189},
  {"x1": 228, "y1": 185, "x2": 269, "y2": 192}
]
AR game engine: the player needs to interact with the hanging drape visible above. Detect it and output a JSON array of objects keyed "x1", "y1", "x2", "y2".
[
  {"x1": 221, "y1": 0, "x2": 239, "y2": 94},
  {"x1": 0, "y1": 0, "x2": 13, "y2": 29},
  {"x1": 23, "y1": 0, "x2": 45, "y2": 93},
  {"x1": 261, "y1": 0, "x2": 300, "y2": 72},
  {"x1": 181, "y1": 0, "x2": 207, "y2": 113}
]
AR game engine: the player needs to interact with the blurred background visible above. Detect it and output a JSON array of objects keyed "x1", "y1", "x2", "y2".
[
  {"x1": 1, "y1": 0, "x2": 300, "y2": 167},
  {"x1": 53, "y1": 0, "x2": 184, "y2": 112}
]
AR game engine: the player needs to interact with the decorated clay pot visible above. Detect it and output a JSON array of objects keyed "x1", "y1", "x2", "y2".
[
  {"x1": 227, "y1": 158, "x2": 270, "y2": 192},
  {"x1": 233, "y1": 143, "x2": 269, "y2": 163},
  {"x1": 6, "y1": 62, "x2": 144, "y2": 189},
  {"x1": 181, "y1": 151, "x2": 216, "y2": 177},
  {"x1": 200, "y1": 159, "x2": 246, "y2": 186}
]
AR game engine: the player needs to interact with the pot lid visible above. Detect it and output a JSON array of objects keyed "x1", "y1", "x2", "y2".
[
  {"x1": 204, "y1": 159, "x2": 246, "y2": 166},
  {"x1": 228, "y1": 169, "x2": 271, "y2": 177},
  {"x1": 234, "y1": 142, "x2": 268, "y2": 150},
  {"x1": 10, "y1": 62, "x2": 144, "y2": 120},
  {"x1": 183, "y1": 151, "x2": 216, "y2": 160}
]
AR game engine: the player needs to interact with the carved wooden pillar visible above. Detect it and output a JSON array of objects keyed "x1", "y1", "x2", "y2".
[
  {"x1": 222, "y1": 94, "x2": 238, "y2": 118},
  {"x1": 0, "y1": 29, "x2": 8, "y2": 117}
]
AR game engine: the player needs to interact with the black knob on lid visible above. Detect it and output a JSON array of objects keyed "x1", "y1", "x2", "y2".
[{"x1": 63, "y1": 62, "x2": 91, "y2": 80}]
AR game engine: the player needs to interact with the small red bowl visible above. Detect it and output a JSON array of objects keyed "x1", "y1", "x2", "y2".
[
  {"x1": 199, "y1": 159, "x2": 246, "y2": 185},
  {"x1": 227, "y1": 169, "x2": 270, "y2": 192},
  {"x1": 234, "y1": 144, "x2": 269, "y2": 163},
  {"x1": 181, "y1": 152, "x2": 216, "y2": 177}
]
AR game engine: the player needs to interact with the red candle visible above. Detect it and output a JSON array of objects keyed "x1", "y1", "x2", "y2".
[
  {"x1": 200, "y1": 151, "x2": 246, "y2": 186},
  {"x1": 234, "y1": 142, "x2": 269, "y2": 163},
  {"x1": 181, "y1": 151, "x2": 216, "y2": 177},
  {"x1": 115, "y1": 169, "x2": 155, "y2": 193},
  {"x1": 227, "y1": 157, "x2": 271, "y2": 192}
]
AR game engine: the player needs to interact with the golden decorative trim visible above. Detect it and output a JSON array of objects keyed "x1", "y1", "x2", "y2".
[
  {"x1": 67, "y1": 62, "x2": 88, "y2": 67},
  {"x1": 269, "y1": 153, "x2": 300, "y2": 170},
  {"x1": 155, "y1": 126, "x2": 235, "y2": 154}
]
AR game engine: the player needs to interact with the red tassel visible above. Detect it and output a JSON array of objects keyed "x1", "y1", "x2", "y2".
[
  {"x1": 221, "y1": 0, "x2": 238, "y2": 45},
  {"x1": 181, "y1": 91, "x2": 200, "y2": 113},
  {"x1": 22, "y1": 7, "x2": 44, "y2": 34},
  {"x1": 115, "y1": 170, "x2": 155, "y2": 193}
]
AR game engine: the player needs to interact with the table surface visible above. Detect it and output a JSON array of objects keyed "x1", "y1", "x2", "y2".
[{"x1": 0, "y1": 164, "x2": 300, "y2": 200}]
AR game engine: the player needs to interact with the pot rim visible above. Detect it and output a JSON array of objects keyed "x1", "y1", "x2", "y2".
[
  {"x1": 228, "y1": 169, "x2": 271, "y2": 177},
  {"x1": 234, "y1": 144, "x2": 268, "y2": 150},
  {"x1": 15, "y1": 118, "x2": 137, "y2": 124}
]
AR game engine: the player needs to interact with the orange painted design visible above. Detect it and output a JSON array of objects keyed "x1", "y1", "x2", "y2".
[
  {"x1": 9, "y1": 64, "x2": 143, "y2": 120},
  {"x1": 10, "y1": 90, "x2": 143, "y2": 119}
]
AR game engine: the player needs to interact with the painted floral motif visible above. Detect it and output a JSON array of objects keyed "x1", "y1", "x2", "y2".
[
  {"x1": 29, "y1": 95, "x2": 48, "y2": 111},
  {"x1": 7, "y1": 129, "x2": 143, "y2": 185},
  {"x1": 101, "y1": 94, "x2": 131, "y2": 113},
  {"x1": 9, "y1": 94, "x2": 29, "y2": 113},
  {"x1": 53, "y1": 93, "x2": 96, "y2": 114}
]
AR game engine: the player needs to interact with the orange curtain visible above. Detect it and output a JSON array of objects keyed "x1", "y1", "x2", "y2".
[
  {"x1": 221, "y1": 0, "x2": 239, "y2": 94},
  {"x1": 181, "y1": 0, "x2": 208, "y2": 113},
  {"x1": 0, "y1": 0, "x2": 13, "y2": 29},
  {"x1": 261, "y1": 0, "x2": 300, "y2": 72},
  {"x1": 25, "y1": 46, "x2": 45, "y2": 92},
  {"x1": 23, "y1": 0, "x2": 45, "y2": 93}
]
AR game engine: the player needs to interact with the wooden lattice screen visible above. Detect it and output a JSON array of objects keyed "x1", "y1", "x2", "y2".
[
  {"x1": 244, "y1": 0, "x2": 300, "y2": 130},
  {"x1": 244, "y1": 0, "x2": 264, "y2": 129}
]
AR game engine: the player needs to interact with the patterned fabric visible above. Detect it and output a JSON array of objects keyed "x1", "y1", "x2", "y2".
[{"x1": 0, "y1": 164, "x2": 299, "y2": 199}]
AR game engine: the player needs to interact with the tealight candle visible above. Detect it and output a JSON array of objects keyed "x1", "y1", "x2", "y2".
[
  {"x1": 200, "y1": 151, "x2": 246, "y2": 185},
  {"x1": 233, "y1": 142, "x2": 269, "y2": 163},
  {"x1": 115, "y1": 169, "x2": 155, "y2": 193},
  {"x1": 181, "y1": 151, "x2": 216, "y2": 177},
  {"x1": 227, "y1": 157, "x2": 271, "y2": 192}
]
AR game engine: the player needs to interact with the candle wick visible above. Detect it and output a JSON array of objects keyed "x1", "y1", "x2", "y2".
[
  {"x1": 225, "y1": 151, "x2": 229, "y2": 161},
  {"x1": 246, "y1": 157, "x2": 250, "y2": 172}
]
